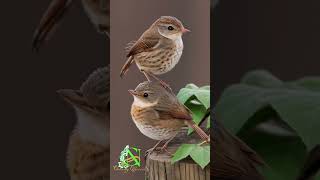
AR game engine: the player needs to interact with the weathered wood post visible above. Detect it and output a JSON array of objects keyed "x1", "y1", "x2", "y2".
[{"x1": 145, "y1": 128, "x2": 210, "y2": 180}]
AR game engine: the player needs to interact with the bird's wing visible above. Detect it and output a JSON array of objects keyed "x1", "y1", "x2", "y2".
[
  {"x1": 120, "y1": 33, "x2": 159, "y2": 77},
  {"x1": 155, "y1": 101, "x2": 192, "y2": 121},
  {"x1": 125, "y1": 40, "x2": 137, "y2": 53},
  {"x1": 155, "y1": 101, "x2": 210, "y2": 141},
  {"x1": 32, "y1": 0, "x2": 73, "y2": 51},
  {"x1": 126, "y1": 32, "x2": 160, "y2": 57}
]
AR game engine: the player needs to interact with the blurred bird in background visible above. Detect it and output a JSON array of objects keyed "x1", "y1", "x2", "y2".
[
  {"x1": 210, "y1": 1, "x2": 266, "y2": 179},
  {"x1": 32, "y1": 0, "x2": 109, "y2": 51},
  {"x1": 57, "y1": 66, "x2": 109, "y2": 180}
]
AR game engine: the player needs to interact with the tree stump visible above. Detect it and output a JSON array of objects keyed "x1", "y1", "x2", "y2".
[{"x1": 145, "y1": 127, "x2": 210, "y2": 180}]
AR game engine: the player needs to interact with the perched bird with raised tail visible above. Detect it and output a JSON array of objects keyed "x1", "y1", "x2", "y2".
[
  {"x1": 33, "y1": 0, "x2": 109, "y2": 51},
  {"x1": 57, "y1": 66, "x2": 109, "y2": 180},
  {"x1": 120, "y1": 16, "x2": 190, "y2": 85},
  {"x1": 129, "y1": 81, "x2": 209, "y2": 154}
]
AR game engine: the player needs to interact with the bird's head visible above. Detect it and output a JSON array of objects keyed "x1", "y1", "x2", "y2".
[{"x1": 152, "y1": 16, "x2": 190, "y2": 40}]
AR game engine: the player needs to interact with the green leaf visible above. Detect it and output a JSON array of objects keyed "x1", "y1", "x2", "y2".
[
  {"x1": 189, "y1": 99, "x2": 203, "y2": 105},
  {"x1": 171, "y1": 144, "x2": 196, "y2": 164},
  {"x1": 216, "y1": 70, "x2": 320, "y2": 180},
  {"x1": 185, "y1": 84, "x2": 199, "y2": 89},
  {"x1": 177, "y1": 83, "x2": 210, "y2": 134},
  {"x1": 292, "y1": 77, "x2": 320, "y2": 91},
  {"x1": 239, "y1": 126, "x2": 306, "y2": 180},
  {"x1": 216, "y1": 71, "x2": 320, "y2": 151},
  {"x1": 172, "y1": 144, "x2": 210, "y2": 169},
  {"x1": 177, "y1": 84, "x2": 198, "y2": 104},
  {"x1": 190, "y1": 145, "x2": 210, "y2": 169},
  {"x1": 215, "y1": 84, "x2": 268, "y2": 133},
  {"x1": 241, "y1": 70, "x2": 283, "y2": 88},
  {"x1": 185, "y1": 101, "x2": 207, "y2": 134},
  {"x1": 177, "y1": 84, "x2": 210, "y2": 109}
]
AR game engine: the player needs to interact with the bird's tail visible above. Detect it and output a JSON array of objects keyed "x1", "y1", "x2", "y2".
[
  {"x1": 120, "y1": 56, "x2": 134, "y2": 78},
  {"x1": 185, "y1": 121, "x2": 210, "y2": 142},
  {"x1": 32, "y1": 0, "x2": 73, "y2": 51}
]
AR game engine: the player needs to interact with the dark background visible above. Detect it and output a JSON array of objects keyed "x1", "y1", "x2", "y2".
[
  {"x1": 0, "y1": 1, "x2": 106, "y2": 179},
  {"x1": 110, "y1": 0, "x2": 210, "y2": 179},
  {"x1": 213, "y1": 1, "x2": 320, "y2": 179},
  {"x1": 214, "y1": 0, "x2": 320, "y2": 100},
  {"x1": 2, "y1": 0, "x2": 320, "y2": 179}
]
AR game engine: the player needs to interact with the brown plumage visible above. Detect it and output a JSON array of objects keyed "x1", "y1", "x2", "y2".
[
  {"x1": 58, "y1": 66, "x2": 109, "y2": 180},
  {"x1": 129, "y1": 81, "x2": 209, "y2": 152},
  {"x1": 32, "y1": 0, "x2": 72, "y2": 51},
  {"x1": 33, "y1": 0, "x2": 109, "y2": 51},
  {"x1": 67, "y1": 131, "x2": 109, "y2": 180},
  {"x1": 120, "y1": 16, "x2": 190, "y2": 79}
]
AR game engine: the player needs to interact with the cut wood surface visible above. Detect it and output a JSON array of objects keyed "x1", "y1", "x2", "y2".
[{"x1": 145, "y1": 127, "x2": 210, "y2": 180}]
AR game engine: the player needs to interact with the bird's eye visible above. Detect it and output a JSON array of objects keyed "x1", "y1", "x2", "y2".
[
  {"x1": 168, "y1": 26, "x2": 174, "y2": 31},
  {"x1": 143, "y1": 93, "x2": 149, "y2": 97}
]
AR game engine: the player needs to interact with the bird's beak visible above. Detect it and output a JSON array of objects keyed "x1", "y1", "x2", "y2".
[
  {"x1": 128, "y1": 90, "x2": 139, "y2": 96},
  {"x1": 182, "y1": 28, "x2": 191, "y2": 33},
  {"x1": 57, "y1": 89, "x2": 86, "y2": 106}
]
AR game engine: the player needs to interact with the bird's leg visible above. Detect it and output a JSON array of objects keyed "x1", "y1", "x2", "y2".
[
  {"x1": 141, "y1": 70, "x2": 152, "y2": 82},
  {"x1": 141, "y1": 70, "x2": 173, "y2": 93},
  {"x1": 145, "y1": 140, "x2": 163, "y2": 158},
  {"x1": 198, "y1": 135, "x2": 210, "y2": 146},
  {"x1": 159, "y1": 135, "x2": 176, "y2": 156}
]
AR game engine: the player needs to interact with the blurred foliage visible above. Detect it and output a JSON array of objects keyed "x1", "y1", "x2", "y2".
[{"x1": 215, "y1": 70, "x2": 320, "y2": 180}]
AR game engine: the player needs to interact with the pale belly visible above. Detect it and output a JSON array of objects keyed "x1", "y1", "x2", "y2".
[{"x1": 133, "y1": 122, "x2": 179, "y2": 141}]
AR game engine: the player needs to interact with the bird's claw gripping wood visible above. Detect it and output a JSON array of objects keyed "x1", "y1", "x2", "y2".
[
  {"x1": 160, "y1": 145, "x2": 173, "y2": 156},
  {"x1": 144, "y1": 140, "x2": 163, "y2": 159}
]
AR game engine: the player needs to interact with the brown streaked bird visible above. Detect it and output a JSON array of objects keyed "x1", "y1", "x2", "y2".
[
  {"x1": 32, "y1": 0, "x2": 109, "y2": 51},
  {"x1": 129, "y1": 81, "x2": 209, "y2": 154},
  {"x1": 213, "y1": 119, "x2": 265, "y2": 180},
  {"x1": 57, "y1": 66, "x2": 109, "y2": 180},
  {"x1": 120, "y1": 16, "x2": 190, "y2": 84}
]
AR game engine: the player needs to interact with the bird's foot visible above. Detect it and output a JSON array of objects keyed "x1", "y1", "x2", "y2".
[
  {"x1": 144, "y1": 147, "x2": 162, "y2": 159},
  {"x1": 144, "y1": 148, "x2": 154, "y2": 159},
  {"x1": 159, "y1": 145, "x2": 173, "y2": 156},
  {"x1": 144, "y1": 140, "x2": 164, "y2": 159},
  {"x1": 198, "y1": 136, "x2": 210, "y2": 146}
]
